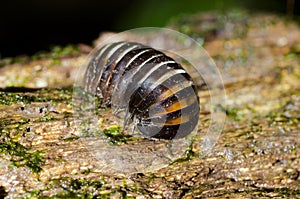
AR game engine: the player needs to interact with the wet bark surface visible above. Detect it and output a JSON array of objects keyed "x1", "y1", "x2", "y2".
[{"x1": 0, "y1": 11, "x2": 299, "y2": 198}]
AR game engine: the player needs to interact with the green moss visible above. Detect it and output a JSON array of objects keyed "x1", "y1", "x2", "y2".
[
  {"x1": 284, "y1": 53, "x2": 298, "y2": 61},
  {"x1": 170, "y1": 136, "x2": 198, "y2": 164},
  {"x1": 103, "y1": 125, "x2": 137, "y2": 145},
  {"x1": 276, "y1": 187, "x2": 300, "y2": 197},
  {"x1": 38, "y1": 115, "x2": 57, "y2": 122},
  {"x1": 267, "y1": 98, "x2": 300, "y2": 126},
  {"x1": 0, "y1": 119, "x2": 44, "y2": 173},
  {"x1": 50, "y1": 57, "x2": 62, "y2": 66},
  {"x1": 0, "y1": 44, "x2": 79, "y2": 66},
  {"x1": 0, "y1": 92, "x2": 36, "y2": 105},
  {"x1": 0, "y1": 88, "x2": 73, "y2": 106},
  {"x1": 225, "y1": 107, "x2": 244, "y2": 121},
  {"x1": 27, "y1": 177, "x2": 142, "y2": 198},
  {"x1": 14, "y1": 55, "x2": 29, "y2": 64},
  {"x1": 202, "y1": 186, "x2": 300, "y2": 198},
  {"x1": 237, "y1": 124, "x2": 263, "y2": 139},
  {"x1": 0, "y1": 129, "x2": 44, "y2": 173},
  {"x1": 50, "y1": 45, "x2": 80, "y2": 57},
  {"x1": 63, "y1": 136, "x2": 80, "y2": 142},
  {"x1": 54, "y1": 156, "x2": 65, "y2": 163},
  {"x1": 0, "y1": 118, "x2": 29, "y2": 130},
  {"x1": 12, "y1": 150, "x2": 44, "y2": 173},
  {"x1": 30, "y1": 44, "x2": 80, "y2": 61},
  {"x1": 23, "y1": 190, "x2": 41, "y2": 199},
  {"x1": 0, "y1": 55, "x2": 31, "y2": 66},
  {"x1": 251, "y1": 187, "x2": 300, "y2": 197},
  {"x1": 37, "y1": 88, "x2": 73, "y2": 105},
  {"x1": 290, "y1": 44, "x2": 300, "y2": 55}
]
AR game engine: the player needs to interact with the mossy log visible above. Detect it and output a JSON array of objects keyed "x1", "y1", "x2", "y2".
[{"x1": 0, "y1": 11, "x2": 299, "y2": 198}]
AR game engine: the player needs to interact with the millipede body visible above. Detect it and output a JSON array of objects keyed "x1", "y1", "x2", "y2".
[{"x1": 83, "y1": 41, "x2": 200, "y2": 139}]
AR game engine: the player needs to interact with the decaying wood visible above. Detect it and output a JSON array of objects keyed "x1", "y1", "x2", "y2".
[{"x1": 0, "y1": 11, "x2": 299, "y2": 198}]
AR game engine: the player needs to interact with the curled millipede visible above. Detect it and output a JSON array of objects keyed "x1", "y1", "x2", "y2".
[{"x1": 83, "y1": 41, "x2": 200, "y2": 139}]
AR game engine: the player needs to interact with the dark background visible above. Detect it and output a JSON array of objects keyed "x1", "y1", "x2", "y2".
[{"x1": 0, "y1": 0, "x2": 299, "y2": 58}]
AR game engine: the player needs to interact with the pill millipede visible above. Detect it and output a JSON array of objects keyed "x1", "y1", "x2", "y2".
[{"x1": 83, "y1": 41, "x2": 200, "y2": 139}]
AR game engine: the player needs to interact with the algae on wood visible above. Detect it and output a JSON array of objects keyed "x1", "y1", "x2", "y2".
[{"x1": 0, "y1": 11, "x2": 299, "y2": 198}]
